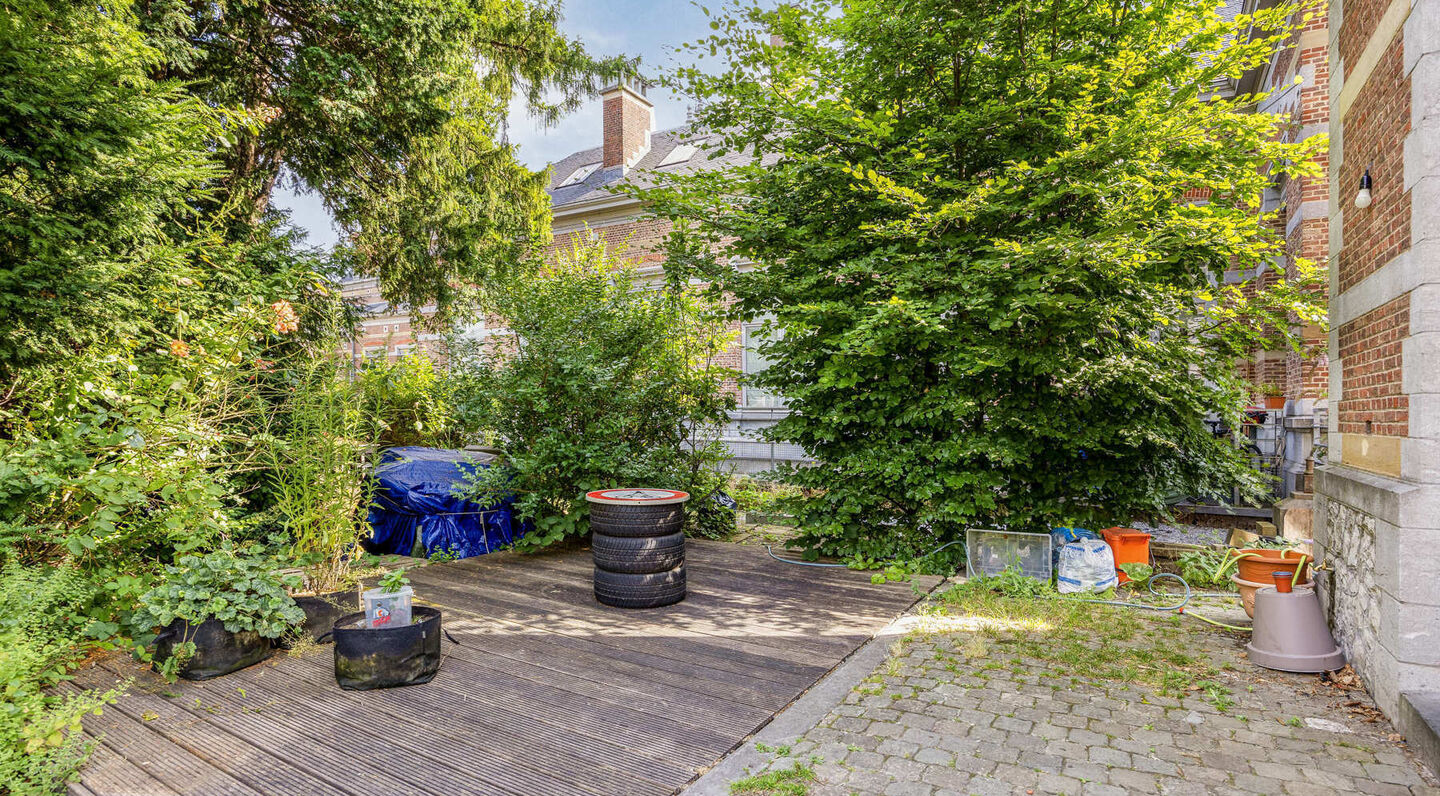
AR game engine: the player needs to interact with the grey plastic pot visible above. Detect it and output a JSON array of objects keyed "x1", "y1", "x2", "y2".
[{"x1": 1246, "y1": 585, "x2": 1345, "y2": 673}]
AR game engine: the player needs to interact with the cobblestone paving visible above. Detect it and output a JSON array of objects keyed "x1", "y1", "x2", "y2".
[{"x1": 741, "y1": 602, "x2": 1438, "y2": 796}]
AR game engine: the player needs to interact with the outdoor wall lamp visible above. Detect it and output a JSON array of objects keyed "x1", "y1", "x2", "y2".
[{"x1": 1354, "y1": 167, "x2": 1373, "y2": 209}]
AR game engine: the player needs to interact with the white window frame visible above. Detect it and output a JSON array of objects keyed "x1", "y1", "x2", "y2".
[{"x1": 742, "y1": 320, "x2": 786, "y2": 409}]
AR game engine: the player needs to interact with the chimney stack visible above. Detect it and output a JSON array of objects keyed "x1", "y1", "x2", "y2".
[{"x1": 601, "y1": 78, "x2": 654, "y2": 172}]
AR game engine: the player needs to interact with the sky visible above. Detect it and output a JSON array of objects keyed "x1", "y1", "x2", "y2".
[{"x1": 272, "y1": 0, "x2": 720, "y2": 250}]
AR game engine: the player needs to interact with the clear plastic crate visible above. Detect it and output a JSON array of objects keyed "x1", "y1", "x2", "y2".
[{"x1": 965, "y1": 529, "x2": 1052, "y2": 582}]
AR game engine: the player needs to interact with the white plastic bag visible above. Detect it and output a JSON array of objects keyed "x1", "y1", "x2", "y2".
[{"x1": 1056, "y1": 539, "x2": 1119, "y2": 594}]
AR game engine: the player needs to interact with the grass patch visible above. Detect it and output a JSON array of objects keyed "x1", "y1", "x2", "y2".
[
  {"x1": 919, "y1": 578, "x2": 1234, "y2": 709},
  {"x1": 729, "y1": 762, "x2": 817, "y2": 795}
]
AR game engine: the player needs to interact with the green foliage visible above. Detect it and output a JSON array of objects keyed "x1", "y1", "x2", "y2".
[
  {"x1": 136, "y1": 0, "x2": 635, "y2": 323},
  {"x1": 1175, "y1": 547, "x2": 1238, "y2": 590},
  {"x1": 132, "y1": 547, "x2": 305, "y2": 642},
  {"x1": 644, "y1": 0, "x2": 1326, "y2": 560},
  {"x1": 259, "y1": 339, "x2": 382, "y2": 594},
  {"x1": 0, "y1": 565, "x2": 122, "y2": 794},
  {"x1": 0, "y1": 0, "x2": 254, "y2": 380},
  {"x1": 729, "y1": 761, "x2": 817, "y2": 795},
  {"x1": 451, "y1": 240, "x2": 736, "y2": 547},
  {"x1": 956, "y1": 567, "x2": 1057, "y2": 599},
  {"x1": 356, "y1": 354, "x2": 475, "y2": 447},
  {"x1": 379, "y1": 568, "x2": 411, "y2": 594},
  {"x1": 1119, "y1": 562, "x2": 1155, "y2": 585}
]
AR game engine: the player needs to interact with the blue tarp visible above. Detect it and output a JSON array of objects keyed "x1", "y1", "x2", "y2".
[{"x1": 366, "y1": 447, "x2": 523, "y2": 558}]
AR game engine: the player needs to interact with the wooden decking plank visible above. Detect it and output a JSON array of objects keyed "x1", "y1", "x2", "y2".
[
  {"x1": 71, "y1": 665, "x2": 350, "y2": 796},
  {"x1": 409, "y1": 565, "x2": 830, "y2": 679},
  {"x1": 413, "y1": 562, "x2": 858, "y2": 664},
  {"x1": 61, "y1": 683, "x2": 263, "y2": 796},
  {"x1": 76, "y1": 540, "x2": 929, "y2": 796},
  {"x1": 435, "y1": 609, "x2": 791, "y2": 711},
  {"x1": 443, "y1": 548, "x2": 914, "y2": 638},
  {"x1": 428, "y1": 607, "x2": 781, "y2": 720},
  {"x1": 94, "y1": 661, "x2": 443, "y2": 796},
  {"x1": 123, "y1": 660, "x2": 582, "y2": 796},
  {"x1": 73, "y1": 734, "x2": 180, "y2": 796},
  {"x1": 687, "y1": 538, "x2": 944, "y2": 591},
  {"x1": 267, "y1": 649, "x2": 692, "y2": 790}
]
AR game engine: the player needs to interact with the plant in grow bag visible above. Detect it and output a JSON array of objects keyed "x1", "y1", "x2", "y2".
[
  {"x1": 379, "y1": 568, "x2": 410, "y2": 593},
  {"x1": 133, "y1": 546, "x2": 305, "y2": 676}
]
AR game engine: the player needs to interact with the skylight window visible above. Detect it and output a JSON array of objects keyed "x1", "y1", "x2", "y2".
[
  {"x1": 558, "y1": 162, "x2": 600, "y2": 187},
  {"x1": 658, "y1": 144, "x2": 698, "y2": 167}
]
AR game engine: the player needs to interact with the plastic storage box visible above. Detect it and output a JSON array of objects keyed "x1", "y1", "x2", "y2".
[
  {"x1": 965, "y1": 529, "x2": 1052, "y2": 582},
  {"x1": 361, "y1": 585, "x2": 414, "y2": 628}
]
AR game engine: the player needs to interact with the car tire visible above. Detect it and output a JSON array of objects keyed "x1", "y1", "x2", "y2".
[
  {"x1": 592, "y1": 531, "x2": 686, "y2": 574},
  {"x1": 594, "y1": 564, "x2": 686, "y2": 609},
  {"x1": 589, "y1": 503, "x2": 685, "y2": 538}
]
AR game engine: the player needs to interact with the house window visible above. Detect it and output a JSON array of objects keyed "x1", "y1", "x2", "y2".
[
  {"x1": 658, "y1": 144, "x2": 697, "y2": 167},
  {"x1": 743, "y1": 322, "x2": 786, "y2": 408},
  {"x1": 558, "y1": 162, "x2": 601, "y2": 187}
]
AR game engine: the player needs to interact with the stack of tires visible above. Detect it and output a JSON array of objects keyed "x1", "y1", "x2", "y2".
[{"x1": 586, "y1": 489, "x2": 690, "y2": 608}]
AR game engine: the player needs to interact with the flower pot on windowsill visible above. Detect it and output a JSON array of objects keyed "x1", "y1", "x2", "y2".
[
  {"x1": 154, "y1": 617, "x2": 273, "y2": 680},
  {"x1": 1264, "y1": 395, "x2": 1286, "y2": 410}
]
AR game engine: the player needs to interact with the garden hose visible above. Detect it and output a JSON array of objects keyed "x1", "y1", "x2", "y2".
[{"x1": 1064, "y1": 572, "x2": 1252, "y2": 632}]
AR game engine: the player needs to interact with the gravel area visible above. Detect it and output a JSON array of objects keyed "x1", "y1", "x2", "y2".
[{"x1": 1129, "y1": 520, "x2": 1229, "y2": 547}]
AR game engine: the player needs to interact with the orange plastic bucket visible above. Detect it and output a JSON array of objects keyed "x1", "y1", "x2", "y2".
[{"x1": 1099, "y1": 527, "x2": 1152, "y2": 583}]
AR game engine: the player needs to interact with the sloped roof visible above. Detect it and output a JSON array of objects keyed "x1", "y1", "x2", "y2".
[{"x1": 546, "y1": 124, "x2": 751, "y2": 210}]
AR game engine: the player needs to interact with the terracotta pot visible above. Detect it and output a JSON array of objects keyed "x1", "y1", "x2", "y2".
[
  {"x1": 1236, "y1": 548, "x2": 1310, "y2": 585},
  {"x1": 1272, "y1": 571, "x2": 1294, "y2": 594},
  {"x1": 1264, "y1": 395, "x2": 1286, "y2": 410},
  {"x1": 1232, "y1": 574, "x2": 1265, "y2": 618}
]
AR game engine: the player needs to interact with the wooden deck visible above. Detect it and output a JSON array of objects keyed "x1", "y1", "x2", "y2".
[{"x1": 70, "y1": 539, "x2": 939, "y2": 796}]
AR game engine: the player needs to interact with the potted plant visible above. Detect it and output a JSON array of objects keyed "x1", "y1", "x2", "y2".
[
  {"x1": 1260, "y1": 383, "x2": 1286, "y2": 410},
  {"x1": 361, "y1": 568, "x2": 414, "y2": 628},
  {"x1": 260, "y1": 348, "x2": 382, "y2": 642},
  {"x1": 330, "y1": 567, "x2": 444, "y2": 690},
  {"x1": 134, "y1": 547, "x2": 305, "y2": 680}
]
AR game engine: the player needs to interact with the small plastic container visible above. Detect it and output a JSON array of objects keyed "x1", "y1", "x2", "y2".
[
  {"x1": 1099, "y1": 527, "x2": 1152, "y2": 583},
  {"x1": 362, "y1": 585, "x2": 414, "y2": 629},
  {"x1": 965, "y1": 529, "x2": 1052, "y2": 582}
]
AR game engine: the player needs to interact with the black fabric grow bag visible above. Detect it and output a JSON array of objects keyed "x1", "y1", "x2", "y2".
[
  {"x1": 284, "y1": 590, "x2": 357, "y2": 647},
  {"x1": 154, "y1": 617, "x2": 273, "y2": 681},
  {"x1": 329, "y1": 606, "x2": 442, "y2": 690}
]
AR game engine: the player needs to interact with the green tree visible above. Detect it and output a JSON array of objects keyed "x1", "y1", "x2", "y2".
[
  {"x1": 137, "y1": 0, "x2": 634, "y2": 320},
  {"x1": 0, "y1": 0, "x2": 252, "y2": 381},
  {"x1": 644, "y1": 0, "x2": 1326, "y2": 558},
  {"x1": 451, "y1": 239, "x2": 735, "y2": 547}
]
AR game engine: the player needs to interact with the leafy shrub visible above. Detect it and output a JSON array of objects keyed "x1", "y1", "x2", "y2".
[
  {"x1": 451, "y1": 240, "x2": 735, "y2": 547},
  {"x1": 1174, "y1": 548, "x2": 1238, "y2": 590},
  {"x1": 356, "y1": 353, "x2": 475, "y2": 447},
  {"x1": 132, "y1": 547, "x2": 305, "y2": 649},
  {"x1": 0, "y1": 565, "x2": 122, "y2": 795}
]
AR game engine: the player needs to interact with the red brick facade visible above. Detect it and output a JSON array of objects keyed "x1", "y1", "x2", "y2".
[
  {"x1": 1337, "y1": 43, "x2": 1411, "y2": 293},
  {"x1": 1337, "y1": 293, "x2": 1410, "y2": 437}
]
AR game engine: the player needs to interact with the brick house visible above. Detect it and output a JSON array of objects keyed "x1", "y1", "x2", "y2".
[
  {"x1": 1310, "y1": 0, "x2": 1440, "y2": 759},
  {"x1": 543, "y1": 80, "x2": 804, "y2": 472},
  {"x1": 341, "y1": 79, "x2": 805, "y2": 471}
]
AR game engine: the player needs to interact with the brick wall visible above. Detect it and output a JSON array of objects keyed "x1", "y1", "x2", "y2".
[
  {"x1": 1337, "y1": 293, "x2": 1410, "y2": 437},
  {"x1": 1337, "y1": 0, "x2": 1393, "y2": 80},
  {"x1": 1337, "y1": 41, "x2": 1411, "y2": 293},
  {"x1": 602, "y1": 91, "x2": 652, "y2": 169}
]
